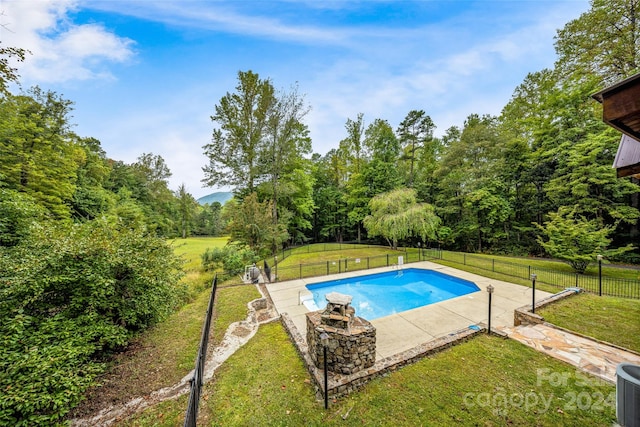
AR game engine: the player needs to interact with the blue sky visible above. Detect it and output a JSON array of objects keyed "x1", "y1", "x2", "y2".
[{"x1": 3, "y1": 0, "x2": 589, "y2": 199}]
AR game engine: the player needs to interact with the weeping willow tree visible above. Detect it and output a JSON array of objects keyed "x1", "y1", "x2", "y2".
[{"x1": 363, "y1": 188, "x2": 441, "y2": 249}]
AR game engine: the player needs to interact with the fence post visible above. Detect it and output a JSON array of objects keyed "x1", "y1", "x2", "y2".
[
  {"x1": 492, "y1": 259, "x2": 495, "y2": 272},
  {"x1": 575, "y1": 273, "x2": 579, "y2": 288},
  {"x1": 326, "y1": 261, "x2": 329, "y2": 276},
  {"x1": 367, "y1": 257, "x2": 370, "y2": 269},
  {"x1": 597, "y1": 255, "x2": 603, "y2": 296},
  {"x1": 528, "y1": 265, "x2": 531, "y2": 279},
  {"x1": 387, "y1": 254, "x2": 389, "y2": 266},
  {"x1": 339, "y1": 260, "x2": 341, "y2": 274},
  {"x1": 464, "y1": 253, "x2": 466, "y2": 265}
]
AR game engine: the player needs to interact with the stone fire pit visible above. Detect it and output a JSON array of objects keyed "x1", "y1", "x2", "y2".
[{"x1": 306, "y1": 292, "x2": 376, "y2": 375}]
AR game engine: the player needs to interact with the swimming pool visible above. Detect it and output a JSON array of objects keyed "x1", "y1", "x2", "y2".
[{"x1": 304, "y1": 268, "x2": 480, "y2": 320}]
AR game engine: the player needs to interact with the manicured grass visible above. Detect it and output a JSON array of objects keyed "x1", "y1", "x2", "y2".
[
  {"x1": 273, "y1": 246, "x2": 419, "y2": 281},
  {"x1": 538, "y1": 293, "x2": 640, "y2": 353},
  {"x1": 122, "y1": 320, "x2": 617, "y2": 426},
  {"x1": 430, "y1": 251, "x2": 640, "y2": 297},
  {"x1": 171, "y1": 236, "x2": 228, "y2": 271},
  {"x1": 197, "y1": 323, "x2": 615, "y2": 426},
  {"x1": 438, "y1": 250, "x2": 640, "y2": 280},
  {"x1": 119, "y1": 394, "x2": 189, "y2": 427},
  {"x1": 280, "y1": 247, "x2": 398, "y2": 264},
  {"x1": 108, "y1": 243, "x2": 628, "y2": 425}
]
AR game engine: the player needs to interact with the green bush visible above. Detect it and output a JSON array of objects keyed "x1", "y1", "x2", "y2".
[
  {"x1": 201, "y1": 243, "x2": 258, "y2": 277},
  {"x1": 0, "y1": 219, "x2": 185, "y2": 425}
]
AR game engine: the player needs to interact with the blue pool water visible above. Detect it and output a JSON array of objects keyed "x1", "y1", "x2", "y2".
[{"x1": 305, "y1": 268, "x2": 480, "y2": 320}]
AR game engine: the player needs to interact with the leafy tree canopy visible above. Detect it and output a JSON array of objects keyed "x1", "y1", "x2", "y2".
[
  {"x1": 535, "y1": 206, "x2": 634, "y2": 273},
  {"x1": 364, "y1": 188, "x2": 441, "y2": 249}
]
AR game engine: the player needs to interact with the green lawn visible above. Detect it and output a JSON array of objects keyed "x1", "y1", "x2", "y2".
[
  {"x1": 124, "y1": 322, "x2": 616, "y2": 426},
  {"x1": 437, "y1": 250, "x2": 640, "y2": 280},
  {"x1": 98, "y1": 242, "x2": 632, "y2": 426},
  {"x1": 429, "y1": 251, "x2": 640, "y2": 297},
  {"x1": 171, "y1": 236, "x2": 228, "y2": 271},
  {"x1": 272, "y1": 245, "x2": 420, "y2": 281},
  {"x1": 538, "y1": 292, "x2": 640, "y2": 353}
]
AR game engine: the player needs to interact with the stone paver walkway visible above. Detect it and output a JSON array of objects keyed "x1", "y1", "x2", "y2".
[{"x1": 502, "y1": 323, "x2": 640, "y2": 384}]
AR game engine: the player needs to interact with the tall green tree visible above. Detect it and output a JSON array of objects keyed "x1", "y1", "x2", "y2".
[
  {"x1": 362, "y1": 118, "x2": 402, "y2": 195},
  {"x1": 342, "y1": 113, "x2": 366, "y2": 174},
  {"x1": 340, "y1": 114, "x2": 369, "y2": 241},
  {"x1": 176, "y1": 183, "x2": 198, "y2": 238},
  {"x1": 194, "y1": 201, "x2": 225, "y2": 236},
  {"x1": 71, "y1": 137, "x2": 114, "y2": 220},
  {"x1": 258, "y1": 83, "x2": 314, "y2": 241},
  {"x1": 554, "y1": 0, "x2": 640, "y2": 247},
  {"x1": 435, "y1": 115, "x2": 511, "y2": 251},
  {"x1": 311, "y1": 150, "x2": 349, "y2": 242},
  {"x1": 203, "y1": 70, "x2": 275, "y2": 193},
  {"x1": 224, "y1": 192, "x2": 288, "y2": 256},
  {"x1": 536, "y1": 206, "x2": 634, "y2": 273},
  {"x1": 397, "y1": 110, "x2": 435, "y2": 188},
  {"x1": 0, "y1": 88, "x2": 83, "y2": 219},
  {"x1": 555, "y1": 0, "x2": 640, "y2": 85},
  {"x1": 364, "y1": 188, "x2": 440, "y2": 249}
]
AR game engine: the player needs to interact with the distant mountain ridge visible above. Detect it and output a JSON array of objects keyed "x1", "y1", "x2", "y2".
[{"x1": 197, "y1": 191, "x2": 233, "y2": 206}]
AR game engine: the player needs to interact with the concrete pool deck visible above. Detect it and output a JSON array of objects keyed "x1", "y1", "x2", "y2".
[{"x1": 265, "y1": 261, "x2": 553, "y2": 360}]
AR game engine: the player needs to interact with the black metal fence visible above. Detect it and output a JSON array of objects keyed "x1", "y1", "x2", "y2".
[
  {"x1": 436, "y1": 250, "x2": 640, "y2": 299},
  {"x1": 273, "y1": 241, "x2": 388, "y2": 264},
  {"x1": 184, "y1": 274, "x2": 218, "y2": 427},
  {"x1": 267, "y1": 245, "x2": 639, "y2": 299},
  {"x1": 270, "y1": 247, "x2": 431, "y2": 282}
]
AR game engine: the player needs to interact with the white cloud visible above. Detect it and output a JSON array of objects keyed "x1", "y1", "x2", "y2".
[
  {"x1": 301, "y1": 1, "x2": 587, "y2": 155},
  {"x1": 1, "y1": 0, "x2": 135, "y2": 84},
  {"x1": 1, "y1": 0, "x2": 590, "y2": 198}
]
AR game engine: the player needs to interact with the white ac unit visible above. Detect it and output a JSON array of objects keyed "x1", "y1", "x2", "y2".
[{"x1": 617, "y1": 362, "x2": 640, "y2": 427}]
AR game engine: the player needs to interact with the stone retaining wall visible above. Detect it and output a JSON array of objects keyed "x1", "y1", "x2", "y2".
[
  {"x1": 281, "y1": 314, "x2": 483, "y2": 400},
  {"x1": 514, "y1": 288, "x2": 582, "y2": 326}
]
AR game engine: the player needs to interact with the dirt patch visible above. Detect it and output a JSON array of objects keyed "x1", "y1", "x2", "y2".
[{"x1": 231, "y1": 325, "x2": 252, "y2": 338}]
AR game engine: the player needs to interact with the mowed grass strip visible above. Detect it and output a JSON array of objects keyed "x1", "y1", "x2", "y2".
[
  {"x1": 437, "y1": 250, "x2": 640, "y2": 280},
  {"x1": 274, "y1": 246, "x2": 417, "y2": 281},
  {"x1": 172, "y1": 236, "x2": 229, "y2": 271},
  {"x1": 114, "y1": 243, "x2": 626, "y2": 425},
  {"x1": 538, "y1": 293, "x2": 640, "y2": 353},
  {"x1": 197, "y1": 322, "x2": 615, "y2": 426}
]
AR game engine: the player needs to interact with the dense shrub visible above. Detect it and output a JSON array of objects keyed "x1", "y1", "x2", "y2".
[
  {"x1": 0, "y1": 189, "x2": 47, "y2": 247},
  {"x1": 0, "y1": 219, "x2": 184, "y2": 425},
  {"x1": 201, "y1": 243, "x2": 258, "y2": 277}
]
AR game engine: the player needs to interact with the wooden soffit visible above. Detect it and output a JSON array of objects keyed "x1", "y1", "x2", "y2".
[{"x1": 593, "y1": 72, "x2": 640, "y2": 141}]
